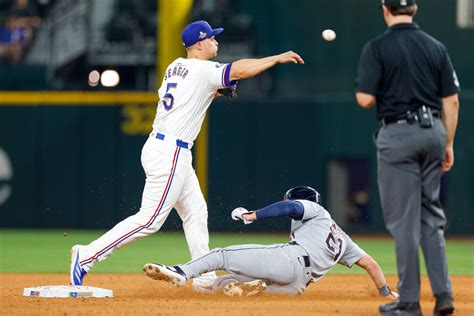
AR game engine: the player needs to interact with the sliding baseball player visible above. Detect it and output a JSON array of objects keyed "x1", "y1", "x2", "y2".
[{"x1": 143, "y1": 186, "x2": 398, "y2": 298}]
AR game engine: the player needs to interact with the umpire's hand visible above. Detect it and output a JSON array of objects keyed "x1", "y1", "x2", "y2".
[{"x1": 442, "y1": 145, "x2": 454, "y2": 172}]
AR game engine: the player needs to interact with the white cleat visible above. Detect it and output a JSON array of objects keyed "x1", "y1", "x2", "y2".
[
  {"x1": 143, "y1": 263, "x2": 187, "y2": 287},
  {"x1": 223, "y1": 280, "x2": 267, "y2": 297}
]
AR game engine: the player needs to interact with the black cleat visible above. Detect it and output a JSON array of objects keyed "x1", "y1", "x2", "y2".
[
  {"x1": 379, "y1": 300, "x2": 422, "y2": 316},
  {"x1": 433, "y1": 292, "x2": 455, "y2": 316}
]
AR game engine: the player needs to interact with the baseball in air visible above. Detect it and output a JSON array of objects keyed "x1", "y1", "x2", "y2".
[{"x1": 322, "y1": 29, "x2": 336, "y2": 42}]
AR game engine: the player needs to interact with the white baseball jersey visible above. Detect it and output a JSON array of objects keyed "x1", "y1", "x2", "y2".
[
  {"x1": 74, "y1": 57, "x2": 233, "y2": 289},
  {"x1": 152, "y1": 57, "x2": 233, "y2": 142},
  {"x1": 290, "y1": 200, "x2": 367, "y2": 280}
]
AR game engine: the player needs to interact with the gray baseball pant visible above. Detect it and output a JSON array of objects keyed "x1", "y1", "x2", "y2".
[
  {"x1": 178, "y1": 243, "x2": 313, "y2": 295},
  {"x1": 376, "y1": 119, "x2": 452, "y2": 302}
]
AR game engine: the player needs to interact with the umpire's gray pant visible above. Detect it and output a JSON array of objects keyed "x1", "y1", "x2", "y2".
[{"x1": 376, "y1": 118, "x2": 452, "y2": 302}]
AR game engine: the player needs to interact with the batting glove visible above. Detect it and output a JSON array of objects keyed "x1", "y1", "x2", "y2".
[
  {"x1": 379, "y1": 284, "x2": 399, "y2": 300},
  {"x1": 231, "y1": 207, "x2": 254, "y2": 225},
  {"x1": 385, "y1": 290, "x2": 400, "y2": 300}
]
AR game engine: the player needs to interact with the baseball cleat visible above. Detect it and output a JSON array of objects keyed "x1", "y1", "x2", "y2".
[
  {"x1": 223, "y1": 280, "x2": 267, "y2": 297},
  {"x1": 379, "y1": 301, "x2": 422, "y2": 316},
  {"x1": 433, "y1": 292, "x2": 455, "y2": 316},
  {"x1": 70, "y1": 245, "x2": 87, "y2": 286},
  {"x1": 143, "y1": 263, "x2": 187, "y2": 287}
]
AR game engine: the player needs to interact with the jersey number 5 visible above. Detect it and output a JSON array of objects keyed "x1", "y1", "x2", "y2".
[
  {"x1": 325, "y1": 233, "x2": 343, "y2": 262},
  {"x1": 163, "y1": 83, "x2": 177, "y2": 111}
]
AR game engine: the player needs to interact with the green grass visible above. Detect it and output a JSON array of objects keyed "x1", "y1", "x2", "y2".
[{"x1": 0, "y1": 229, "x2": 473, "y2": 275}]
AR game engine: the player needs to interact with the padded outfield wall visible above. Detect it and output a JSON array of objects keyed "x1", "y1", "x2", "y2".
[{"x1": 0, "y1": 96, "x2": 472, "y2": 235}]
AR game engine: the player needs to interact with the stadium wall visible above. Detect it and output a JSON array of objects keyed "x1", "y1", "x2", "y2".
[{"x1": 0, "y1": 97, "x2": 472, "y2": 235}]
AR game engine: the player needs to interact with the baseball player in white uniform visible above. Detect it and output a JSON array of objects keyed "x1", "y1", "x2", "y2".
[
  {"x1": 143, "y1": 186, "x2": 399, "y2": 298},
  {"x1": 70, "y1": 20, "x2": 304, "y2": 292}
]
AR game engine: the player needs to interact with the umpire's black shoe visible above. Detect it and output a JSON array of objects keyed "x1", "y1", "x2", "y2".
[
  {"x1": 433, "y1": 292, "x2": 455, "y2": 315},
  {"x1": 379, "y1": 301, "x2": 422, "y2": 316}
]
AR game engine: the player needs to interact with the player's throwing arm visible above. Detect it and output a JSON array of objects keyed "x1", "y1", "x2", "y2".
[{"x1": 230, "y1": 51, "x2": 304, "y2": 81}]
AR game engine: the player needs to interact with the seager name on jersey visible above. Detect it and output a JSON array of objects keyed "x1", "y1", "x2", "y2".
[{"x1": 164, "y1": 65, "x2": 189, "y2": 81}]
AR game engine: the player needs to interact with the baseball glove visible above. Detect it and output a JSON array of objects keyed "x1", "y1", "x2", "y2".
[{"x1": 217, "y1": 82, "x2": 238, "y2": 100}]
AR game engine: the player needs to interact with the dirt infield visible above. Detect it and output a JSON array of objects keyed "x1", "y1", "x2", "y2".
[{"x1": 1, "y1": 273, "x2": 473, "y2": 315}]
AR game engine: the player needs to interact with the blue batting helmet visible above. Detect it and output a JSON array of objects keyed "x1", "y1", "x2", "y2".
[{"x1": 284, "y1": 186, "x2": 321, "y2": 204}]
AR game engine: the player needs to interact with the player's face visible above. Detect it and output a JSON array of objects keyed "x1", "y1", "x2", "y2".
[{"x1": 202, "y1": 37, "x2": 219, "y2": 58}]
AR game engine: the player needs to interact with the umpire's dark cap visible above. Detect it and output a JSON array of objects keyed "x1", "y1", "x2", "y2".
[
  {"x1": 182, "y1": 20, "x2": 224, "y2": 48},
  {"x1": 381, "y1": 0, "x2": 416, "y2": 7}
]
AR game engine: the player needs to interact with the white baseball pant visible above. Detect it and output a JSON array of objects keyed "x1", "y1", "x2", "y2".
[{"x1": 77, "y1": 134, "x2": 212, "y2": 280}]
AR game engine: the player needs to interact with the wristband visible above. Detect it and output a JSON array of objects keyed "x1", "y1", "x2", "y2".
[{"x1": 378, "y1": 283, "x2": 390, "y2": 297}]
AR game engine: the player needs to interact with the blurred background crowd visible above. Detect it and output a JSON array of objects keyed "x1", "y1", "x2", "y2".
[
  {"x1": 0, "y1": 0, "x2": 253, "y2": 90},
  {"x1": 1, "y1": 0, "x2": 471, "y2": 95},
  {"x1": 0, "y1": 0, "x2": 43, "y2": 64}
]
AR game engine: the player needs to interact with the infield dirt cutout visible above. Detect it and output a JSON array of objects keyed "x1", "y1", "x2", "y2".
[{"x1": 1, "y1": 274, "x2": 473, "y2": 315}]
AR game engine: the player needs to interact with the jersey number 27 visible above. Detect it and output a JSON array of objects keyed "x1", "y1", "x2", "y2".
[
  {"x1": 163, "y1": 83, "x2": 177, "y2": 111},
  {"x1": 325, "y1": 232, "x2": 343, "y2": 262}
]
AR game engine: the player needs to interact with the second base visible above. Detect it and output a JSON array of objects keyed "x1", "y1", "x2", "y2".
[{"x1": 23, "y1": 285, "x2": 113, "y2": 298}]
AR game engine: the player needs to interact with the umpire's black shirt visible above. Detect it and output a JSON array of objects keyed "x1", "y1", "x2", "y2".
[{"x1": 356, "y1": 23, "x2": 460, "y2": 120}]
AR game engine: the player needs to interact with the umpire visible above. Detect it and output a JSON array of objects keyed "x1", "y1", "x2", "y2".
[{"x1": 355, "y1": 1, "x2": 460, "y2": 315}]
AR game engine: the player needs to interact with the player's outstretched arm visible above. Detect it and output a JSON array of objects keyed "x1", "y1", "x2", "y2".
[
  {"x1": 355, "y1": 255, "x2": 398, "y2": 299},
  {"x1": 231, "y1": 200, "x2": 304, "y2": 224},
  {"x1": 229, "y1": 51, "x2": 304, "y2": 81}
]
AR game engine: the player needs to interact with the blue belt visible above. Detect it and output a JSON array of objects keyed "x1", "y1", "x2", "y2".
[{"x1": 156, "y1": 133, "x2": 189, "y2": 149}]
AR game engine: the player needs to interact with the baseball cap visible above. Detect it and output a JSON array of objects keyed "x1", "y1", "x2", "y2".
[
  {"x1": 181, "y1": 20, "x2": 224, "y2": 47},
  {"x1": 381, "y1": 0, "x2": 416, "y2": 7}
]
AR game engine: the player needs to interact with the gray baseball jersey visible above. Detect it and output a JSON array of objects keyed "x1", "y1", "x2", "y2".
[
  {"x1": 179, "y1": 200, "x2": 367, "y2": 295},
  {"x1": 290, "y1": 200, "x2": 367, "y2": 281}
]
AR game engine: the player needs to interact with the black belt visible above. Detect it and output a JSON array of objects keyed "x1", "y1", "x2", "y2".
[
  {"x1": 380, "y1": 109, "x2": 440, "y2": 126},
  {"x1": 290, "y1": 241, "x2": 311, "y2": 268},
  {"x1": 302, "y1": 255, "x2": 310, "y2": 267}
]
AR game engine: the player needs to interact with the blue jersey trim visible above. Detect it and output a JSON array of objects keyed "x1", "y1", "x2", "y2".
[{"x1": 223, "y1": 63, "x2": 233, "y2": 87}]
